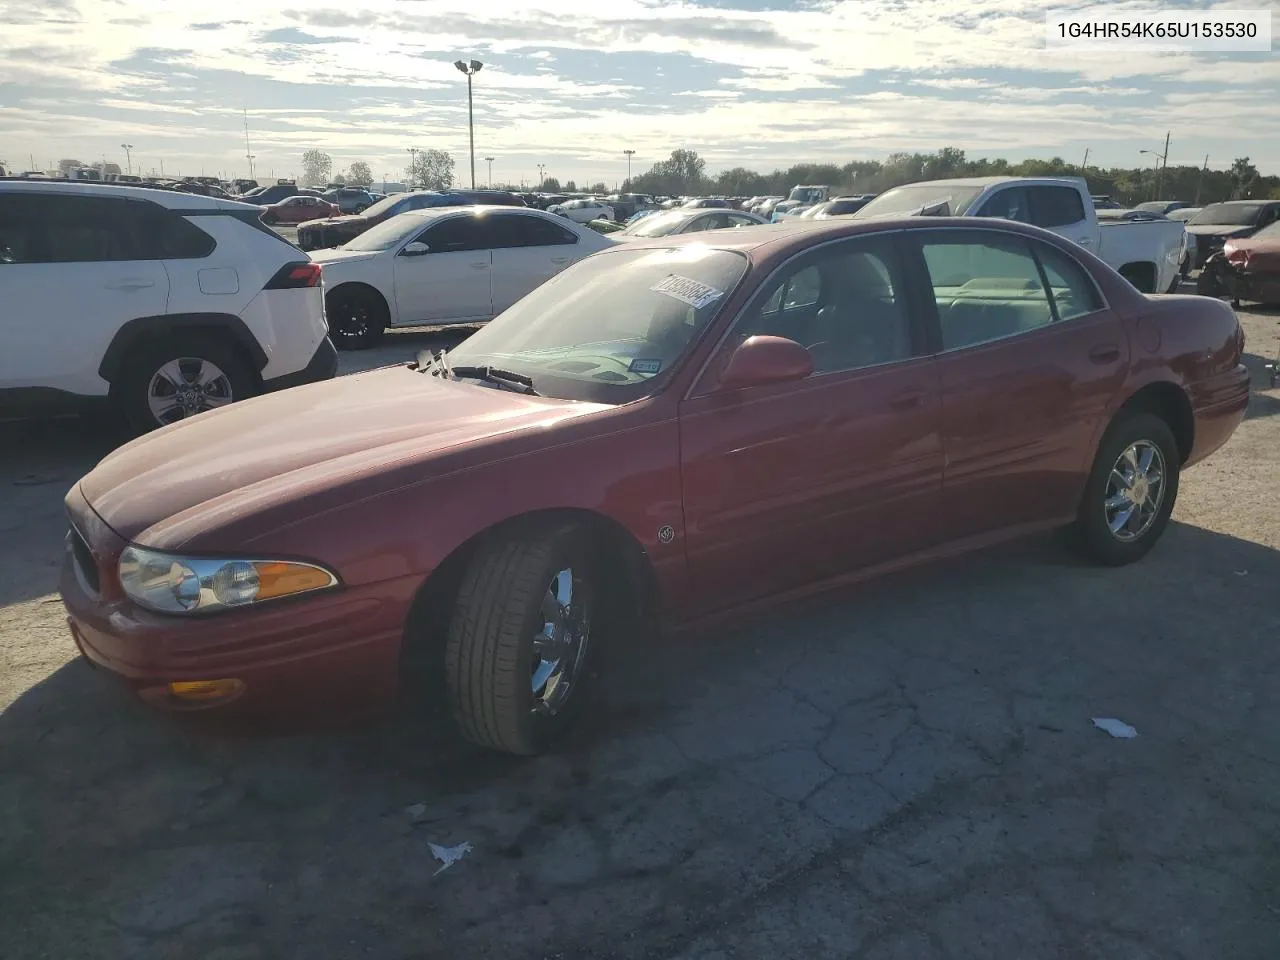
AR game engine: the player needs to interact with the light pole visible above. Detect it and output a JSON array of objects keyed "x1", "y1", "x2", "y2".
[
  {"x1": 537, "y1": 163, "x2": 545, "y2": 189},
  {"x1": 407, "y1": 147, "x2": 419, "y2": 189},
  {"x1": 623, "y1": 149, "x2": 635, "y2": 187},
  {"x1": 453, "y1": 58, "x2": 483, "y2": 189},
  {"x1": 120, "y1": 143, "x2": 134, "y2": 176},
  {"x1": 483, "y1": 156, "x2": 495, "y2": 187}
]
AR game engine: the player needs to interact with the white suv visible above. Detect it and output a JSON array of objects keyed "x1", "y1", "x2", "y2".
[{"x1": 0, "y1": 180, "x2": 336, "y2": 432}]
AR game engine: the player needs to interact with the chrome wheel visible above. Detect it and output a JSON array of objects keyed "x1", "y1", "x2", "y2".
[
  {"x1": 531, "y1": 567, "x2": 591, "y2": 715},
  {"x1": 1104, "y1": 440, "x2": 1166, "y2": 541},
  {"x1": 147, "y1": 357, "x2": 234, "y2": 425}
]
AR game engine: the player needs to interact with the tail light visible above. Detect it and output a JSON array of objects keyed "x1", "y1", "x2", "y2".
[{"x1": 265, "y1": 261, "x2": 322, "y2": 289}]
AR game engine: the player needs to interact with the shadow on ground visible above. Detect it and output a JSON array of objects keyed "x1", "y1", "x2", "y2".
[{"x1": 4, "y1": 521, "x2": 1280, "y2": 959}]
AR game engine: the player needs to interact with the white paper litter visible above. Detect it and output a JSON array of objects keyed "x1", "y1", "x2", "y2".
[
  {"x1": 429, "y1": 841, "x2": 473, "y2": 875},
  {"x1": 1092, "y1": 717, "x2": 1138, "y2": 739}
]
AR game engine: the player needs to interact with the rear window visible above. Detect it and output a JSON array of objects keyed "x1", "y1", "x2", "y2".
[{"x1": 1029, "y1": 186, "x2": 1086, "y2": 228}]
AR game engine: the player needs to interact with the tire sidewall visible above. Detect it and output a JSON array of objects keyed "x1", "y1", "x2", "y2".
[
  {"x1": 325, "y1": 287, "x2": 385, "y2": 350},
  {"x1": 1078, "y1": 412, "x2": 1180, "y2": 565},
  {"x1": 115, "y1": 335, "x2": 256, "y2": 435}
]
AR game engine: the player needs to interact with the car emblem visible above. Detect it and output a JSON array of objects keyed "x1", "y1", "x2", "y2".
[{"x1": 657, "y1": 525, "x2": 676, "y2": 545}]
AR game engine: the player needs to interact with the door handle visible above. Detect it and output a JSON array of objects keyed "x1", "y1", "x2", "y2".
[
  {"x1": 105, "y1": 278, "x2": 155, "y2": 291},
  {"x1": 550, "y1": 257, "x2": 569, "y2": 264},
  {"x1": 469, "y1": 262, "x2": 489, "y2": 269},
  {"x1": 1088, "y1": 344, "x2": 1120, "y2": 363},
  {"x1": 887, "y1": 389, "x2": 925, "y2": 410}
]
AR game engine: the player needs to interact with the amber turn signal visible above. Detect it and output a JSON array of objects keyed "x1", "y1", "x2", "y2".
[
  {"x1": 253, "y1": 561, "x2": 336, "y2": 600},
  {"x1": 169, "y1": 679, "x2": 245, "y2": 702}
]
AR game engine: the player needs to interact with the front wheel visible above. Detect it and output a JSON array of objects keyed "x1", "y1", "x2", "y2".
[
  {"x1": 1072, "y1": 411, "x2": 1180, "y2": 566},
  {"x1": 115, "y1": 334, "x2": 256, "y2": 434},
  {"x1": 445, "y1": 526, "x2": 600, "y2": 755}
]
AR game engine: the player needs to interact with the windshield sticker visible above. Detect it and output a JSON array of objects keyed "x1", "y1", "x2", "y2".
[
  {"x1": 628, "y1": 358, "x2": 663, "y2": 374},
  {"x1": 650, "y1": 274, "x2": 724, "y2": 311}
]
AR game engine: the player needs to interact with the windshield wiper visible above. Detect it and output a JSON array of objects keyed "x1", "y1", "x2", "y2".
[{"x1": 418, "y1": 349, "x2": 538, "y2": 394}]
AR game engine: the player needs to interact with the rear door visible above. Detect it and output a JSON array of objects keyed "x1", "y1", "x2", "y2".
[
  {"x1": 391, "y1": 214, "x2": 492, "y2": 323},
  {"x1": 908, "y1": 227, "x2": 1126, "y2": 541},
  {"x1": 0, "y1": 192, "x2": 169, "y2": 397},
  {"x1": 487, "y1": 213, "x2": 581, "y2": 313}
]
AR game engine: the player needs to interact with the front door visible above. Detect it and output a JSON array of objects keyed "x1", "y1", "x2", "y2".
[
  {"x1": 679, "y1": 234, "x2": 944, "y2": 616},
  {"x1": 909, "y1": 228, "x2": 1128, "y2": 541},
  {"x1": 392, "y1": 213, "x2": 492, "y2": 324}
]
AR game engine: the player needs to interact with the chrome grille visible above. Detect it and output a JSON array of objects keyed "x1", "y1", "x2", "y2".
[{"x1": 69, "y1": 525, "x2": 100, "y2": 594}]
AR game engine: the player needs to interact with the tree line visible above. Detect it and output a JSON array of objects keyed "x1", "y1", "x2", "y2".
[{"x1": 622, "y1": 147, "x2": 1279, "y2": 205}]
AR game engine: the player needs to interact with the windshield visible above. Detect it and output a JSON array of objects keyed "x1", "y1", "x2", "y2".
[
  {"x1": 1168, "y1": 208, "x2": 1199, "y2": 222},
  {"x1": 341, "y1": 215, "x2": 425, "y2": 251},
  {"x1": 1190, "y1": 203, "x2": 1266, "y2": 226},
  {"x1": 445, "y1": 245, "x2": 749, "y2": 403},
  {"x1": 851, "y1": 183, "x2": 985, "y2": 219},
  {"x1": 621, "y1": 211, "x2": 693, "y2": 237}
]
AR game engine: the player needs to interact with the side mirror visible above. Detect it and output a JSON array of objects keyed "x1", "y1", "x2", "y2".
[
  {"x1": 719, "y1": 335, "x2": 813, "y2": 389},
  {"x1": 401, "y1": 241, "x2": 430, "y2": 256}
]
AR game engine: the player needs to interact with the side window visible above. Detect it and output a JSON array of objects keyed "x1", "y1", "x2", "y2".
[
  {"x1": 420, "y1": 215, "x2": 488, "y2": 253},
  {"x1": 728, "y1": 214, "x2": 758, "y2": 228},
  {"x1": 128, "y1": 204, "x2": 216, "y2": 260},
  {"x1": 0, "y1": 195, "x2": 40, "y2": 264},
  {"x1": 1034, "y1": 242, "x2": 1102, "y2": 321},
  {"x1": 1029, "y1": 186, "x2": 1086, "y2": 228},
  {"x1": 920, "y1": 233, "x2": 1055, "y2": 350},
  {"x1": 742, "y1": 238, "x2": 912, "y2": 375},
  {"x1": 33, "y1": 194, "x2": 136, "y2": 263},
  {"x1": 974, "y1": 187, "x2": 1032, "y2": 223},
  {"x1": 486, "y1": 213, "x2": 575, "y2": 248}
]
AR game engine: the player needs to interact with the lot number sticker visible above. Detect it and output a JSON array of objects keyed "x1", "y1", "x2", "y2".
[{"x1": 650, "y1": 274, "x2": 724, "y2": 311}]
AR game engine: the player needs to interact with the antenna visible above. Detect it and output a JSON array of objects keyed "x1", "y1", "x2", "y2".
[{"x1": 243, "y1": 108, "x2": 255, "y2": 179}]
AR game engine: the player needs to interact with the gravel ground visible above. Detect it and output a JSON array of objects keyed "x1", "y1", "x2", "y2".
[{"x1": 2, "y1": 296, "x2": 1279, "y2": 960}]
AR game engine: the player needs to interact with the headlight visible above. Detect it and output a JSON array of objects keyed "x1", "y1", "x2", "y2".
[{"x1": 118, "y1": 545, "x2": 338, "y2": 615}]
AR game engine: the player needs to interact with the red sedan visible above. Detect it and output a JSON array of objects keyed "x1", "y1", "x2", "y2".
[
  {"x1": 260, "y1": 195, "x2": 339, "y2": 225},
  {"x1": 61, "y1": 218, "x2": 1249, "y2": 754}
]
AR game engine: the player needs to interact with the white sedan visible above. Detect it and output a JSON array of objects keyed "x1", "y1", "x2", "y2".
[
  {"x1": 311, "y1": 206, "x2": 614, "y2": 348},
  {"x1": 548, "y1": 198, "x2": 616, "y2": 223}
]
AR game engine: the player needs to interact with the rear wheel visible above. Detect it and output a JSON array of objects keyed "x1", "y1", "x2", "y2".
[
  {"x1": 115, "y1": 334, "x2": 256, "y2": 434},
  {"x1": 445, "y1": 525, "x2": 600, "y2": 755},
  {"x1": 1073, "y1": 411, "x2": 1180, "y2": 566},
  {"x1": 325, "y1": 286, "x2": 387, "y2": 350}
]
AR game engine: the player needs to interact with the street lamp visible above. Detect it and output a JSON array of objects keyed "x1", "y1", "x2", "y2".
[
  {"x1": 407, "y1": 147, "x2": 420, "y2": 189},
  {"x1": 120, "y1": 143, "x2": 134, "y2": 176},
  {"x1": 453, "y1": 58, "x2": 484, "y2": 189},
  {"x1": 537, "y1": 163, "x2": 545, "y2": 188},
  {"x1": 483, "y1": 156, "x2": 495, "y2": 187},
  {"x1": 623, "y1": 149, "x2": 635, "y2": 186}
]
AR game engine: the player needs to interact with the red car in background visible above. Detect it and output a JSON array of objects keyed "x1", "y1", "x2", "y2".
[
  {"x1": 61, "y1": 217, "x2": 1249, "y2": 755},
  {"x1": 260, "y1": 194, "x2": 340, "y2": 225},
  {"x1": 1199, "y1": 220, "x2": 1280, "y2": 308}
]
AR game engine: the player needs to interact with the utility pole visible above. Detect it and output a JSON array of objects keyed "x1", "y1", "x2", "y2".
[
  {"x1": 1080, "y1": 148, "x2": 1089, "y2": 173},
  {"x1": 624, "y1": 149, "x2": 635, "y2": 186},
  {"x1": 484, "y1": 156, "x2": 494, "y2": 187},
  {"x1": 243, "y1": 108, "x2": 255, "y2": 179},
  {"x1": 1194, "y1": 154, "x2": 1209, "y2": 205},
  {"x1": 453, "y1": 60, "x2": 483, "y2": 189},
  {"x1": 537, "y1": 163, "x2": 545, "y2": 188},
  {"x1": 120, "y1": 144, "x2": 133, "y2": 175},
  {"x1": 1155, "y1": 130, "x2": 1171, "y2": 201}
]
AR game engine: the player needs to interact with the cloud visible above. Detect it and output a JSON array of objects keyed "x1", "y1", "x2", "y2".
[{"x1": 257, "y1": 27, "x2": 343, "y2": 45}]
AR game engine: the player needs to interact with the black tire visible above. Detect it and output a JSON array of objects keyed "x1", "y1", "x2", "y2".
[
  {"x1": 113, "y1": 333, "x2": 257, "y2": 435},
  {"x1": 325, "y1": 285, "x2": 387, "y2": 350},
  {"x1": 445, "y1": 525, "x2": 600, "y2": 755},
  {"x1": 1072, "y1": 411, "x2": 1180, "y2": 566},
  {"x1": 261, "y1": 213, "x2": 278, "y2": 226}
]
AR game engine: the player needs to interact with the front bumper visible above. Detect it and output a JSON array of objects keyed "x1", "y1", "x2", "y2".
[
  {"x1": 60, "y1": 487, "x2": 413, "y2": 715},
  {"x1": 262, "y1": 337, "x2": 338, "y2": 393}
]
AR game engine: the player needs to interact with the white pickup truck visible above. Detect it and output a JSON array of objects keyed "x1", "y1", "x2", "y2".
[{"x1": 850, "y1": 176, "x2": 1186, "y2": 294}]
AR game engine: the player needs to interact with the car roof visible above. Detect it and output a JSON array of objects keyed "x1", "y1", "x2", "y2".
[
  {"x1": 614, "y1": 215, "x2": 1083, "y2": 260},
  {"x1": 397, "y1": 204, "x2": 558, "y2": 220},
  {"x1": 0, "y1": 178, "x2": 261, "y2": 213}
]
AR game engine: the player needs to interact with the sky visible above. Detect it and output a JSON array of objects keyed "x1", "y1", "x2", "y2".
[{"x1": 2, "y1": 0, "x2": 1277, "y2": 188}]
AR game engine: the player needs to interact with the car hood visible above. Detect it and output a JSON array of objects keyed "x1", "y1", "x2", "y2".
[
  {"x1": 309, "y1": 248, "x2": 381, "y2": 265},
  {"x1": 79, "y1": 366, "x2": 608, "y2": 548},
  {"x1": 1186, "y1": 224, "x2": 1256, "y2": 238}
]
